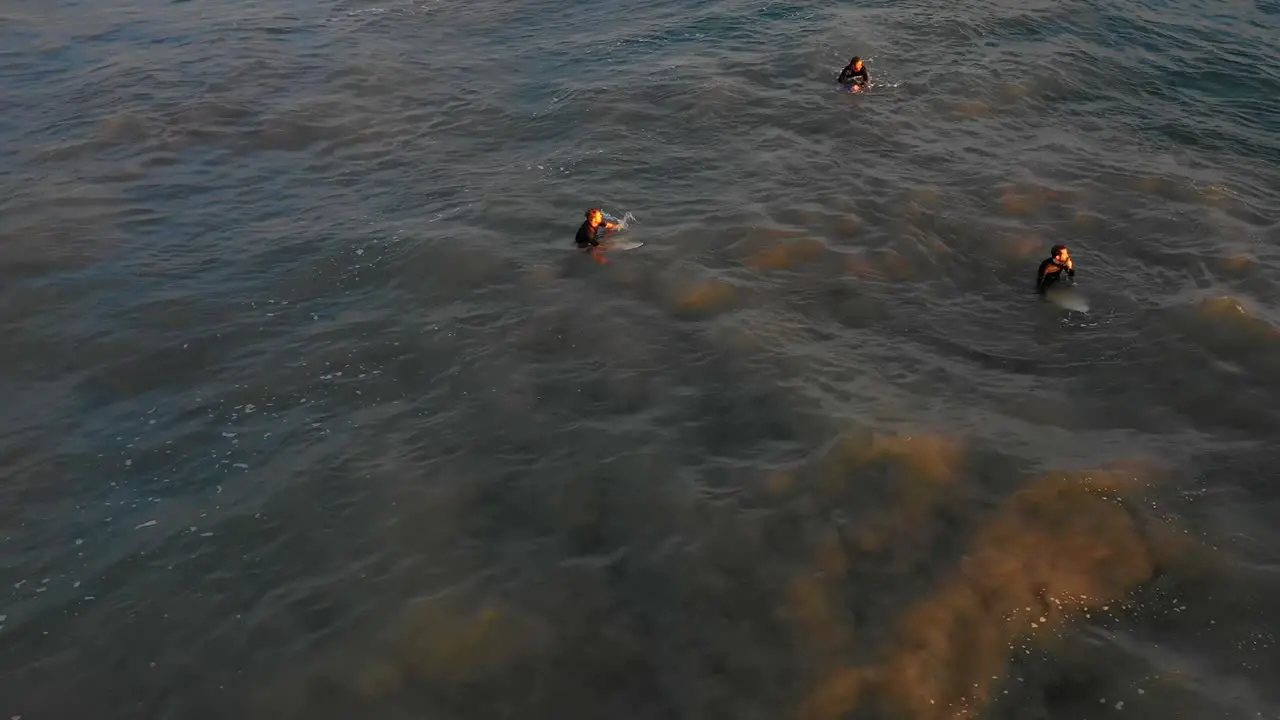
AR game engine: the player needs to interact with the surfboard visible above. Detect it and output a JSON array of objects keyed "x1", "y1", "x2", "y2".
[
  {"x1": 1045, "y1": 284, "x2": 1090, "y2": 313},
  {"x1": 604, "y1": 239, "x2": 645, "y2": 251}
]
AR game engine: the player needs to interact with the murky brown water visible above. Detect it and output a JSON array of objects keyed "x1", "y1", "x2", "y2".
[{"x1": 2, "y1": 0, "x2": 1279, "y2": 718}]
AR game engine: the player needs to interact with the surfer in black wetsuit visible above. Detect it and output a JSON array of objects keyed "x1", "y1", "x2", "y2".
[
  {"x1": 576, "y1": 208, "x2": 617, "y2": 263},
  {"x1": 1036, "y1": 244, "x2": 1075, "y2": 294},
  {"x1": 837, "y1": 56, "x2": 869, "y2": 89}
]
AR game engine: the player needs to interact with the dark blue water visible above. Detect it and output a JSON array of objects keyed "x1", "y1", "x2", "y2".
[{"x1": 2, "y1": 0, "x2": 1279, "y2": 718}]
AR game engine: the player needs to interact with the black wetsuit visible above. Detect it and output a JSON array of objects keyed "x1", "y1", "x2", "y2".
[
  {"x1": 1036, "y1": 258, "x2": 1074, "y2": 294},
  {"x1": 838, "y1": 64, "x2": 869, "y2": 86},
  {"x1": 576, "y1": 220, "x2": 605, "y2": 249}
]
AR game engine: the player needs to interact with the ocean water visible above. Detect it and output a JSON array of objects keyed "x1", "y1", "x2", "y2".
[{"x1": 2, "y1": 0, "x2": 1279, "y2": 717}]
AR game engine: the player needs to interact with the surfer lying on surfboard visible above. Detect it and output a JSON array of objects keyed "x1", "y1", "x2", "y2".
[
  {"x1": 837, "y1": 56, "x2": 869, "y2": 92},
  {"x1": 576, "y1": 208, "x2": 618, "y2": 264},
  {"x1": 1036, "y1": 244, "x2": 1076, "y2": 294}
]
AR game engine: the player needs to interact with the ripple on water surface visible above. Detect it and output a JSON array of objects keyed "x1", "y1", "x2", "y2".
[{"x1": 2, "y1": 0, "x2": 1280, "y2": 717}]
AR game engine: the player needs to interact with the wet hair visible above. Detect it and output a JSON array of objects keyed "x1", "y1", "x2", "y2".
[
  {"x1": 585, "y1": 208, "x2": 602, "y2": 218},
  {"x1": 851, "y1": 56, "x2": 862, "y2": 64},
  {"x1": 1051, "y1": 244, "x2": 1067, "y2": 256}
]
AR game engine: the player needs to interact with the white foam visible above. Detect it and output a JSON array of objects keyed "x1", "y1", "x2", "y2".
[{"x1": 603, "y1": 211, "x2": 637, "y2": 231}]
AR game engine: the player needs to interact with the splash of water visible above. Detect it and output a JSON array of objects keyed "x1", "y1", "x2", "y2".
[{"x1": 604, "y1": 211, "x2": 637, "y2": 231}]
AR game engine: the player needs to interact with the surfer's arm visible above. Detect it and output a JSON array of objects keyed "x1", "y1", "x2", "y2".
[
  {"x1": 1035, "y1": 261, "x2": 1056, "y2": 292},
  {"x1": 1040, "y1": 261, "x2": 1068, "y2": 278},
  {"x1": 841, "y1": 68, "x2": 868, "y2": 85}
]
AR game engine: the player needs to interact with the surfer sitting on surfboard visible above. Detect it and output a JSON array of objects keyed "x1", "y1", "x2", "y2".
[
  {"x1": 576, "y1": 208, "x2": 617, "y2": 264},
  {"x1": 837, "y1": 56, "x2": 869, "y2": 91},
  {"x1": 1036, "y1": 244, "x2": 1076, "y2": 294}
]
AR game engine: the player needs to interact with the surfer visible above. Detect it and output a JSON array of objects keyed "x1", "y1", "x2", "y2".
[
  {"x1": 576, "y1": 208, "x2": 617, "y2": 264},
  {"x1": 1036, "y1": 244, "x2": 1075, "y2": 294},
  {"x1": 837, "y1": 56, "x2": 869, "y2": 90}
]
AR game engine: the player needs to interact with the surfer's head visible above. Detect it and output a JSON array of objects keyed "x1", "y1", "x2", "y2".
[
  {"x1": 1050, "y1": 244, "x2": 1070, "y2": 262},
  {"x1": 850, "y1": 56, "x2": 863, "y2": 70},
  {"x1": 585, "y1": 208, "x2": 604, "y2": 226}
]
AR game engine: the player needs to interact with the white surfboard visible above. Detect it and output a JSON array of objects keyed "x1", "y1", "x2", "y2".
[
  {"x1": 604, "y1": 239, "x2": 644, "y2": 251},
  {"x1": 1046, "y1": 284, "x2": 1090, "y2": 313}
]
